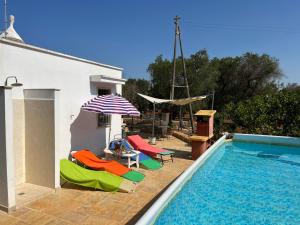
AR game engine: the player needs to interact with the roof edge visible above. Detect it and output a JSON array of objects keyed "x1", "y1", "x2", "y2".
[{"x1": 0, "y1": 38, "x2": 123, "y2": 71}]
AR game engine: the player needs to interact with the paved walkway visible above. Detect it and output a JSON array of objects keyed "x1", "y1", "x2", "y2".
[{"x1": 0, "y1": 137, "x2": 193, "y2": 225}]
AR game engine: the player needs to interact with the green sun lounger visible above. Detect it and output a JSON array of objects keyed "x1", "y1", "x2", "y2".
[{"x1": 60, "y1": 159, "x2": 135, "y2": 192}]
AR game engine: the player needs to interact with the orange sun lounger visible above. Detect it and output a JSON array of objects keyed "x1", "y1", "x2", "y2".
[
  {"x1": 73, "y1": 149, "x2": 129, "y2": 176},
  {"x1": 72, "y1": 149, "x2": 145, "y2": 182}
]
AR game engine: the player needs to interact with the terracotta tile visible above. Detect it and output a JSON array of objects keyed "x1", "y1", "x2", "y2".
[
  {"x1": 43, "y1": 218, "x2": 72, "y2": 225},
  {"x1": 74, "y1": 192, "x2": 107, "y2": 207},
  {"x1": 59, "y1": 210, "x2": 88, "y2": 224},
  {"x1": 51, "y1": 199, "x2": 81, "y2": 210},
  {"x1": 42, "y1": 206, "x2": 70, "y2": 218},
  {"x1": 0, "y1": 214, "x2": 20, "y2": 224},
  {"x1": 12, "y1": 220, "x2": 28, "y2": 225},
  {"x1": 27, "y1": 214, "x2": 56, "y2": 225},
  {"x1": 82, "y1": 215, "x2": 103, "y2": 225},
  {"x1": 121, "y1": 212, "x2": 140, "y2": 224},
  {"x1": 36, "y1": 194, "x2": 58, "y2": 203},
  {"x1": 54, "y1": 189, "x2": 82, "y2": 200},
  {"x1": 72, "y1": 205, "x2": 99, "y2": 217},
  {"x1": 95, "y1": 198, "x2": 128, "y2": 213},
  {"x1": 9, "y1": 207, "x2": 31, "y2": 218},
  {"x1": 107, "y1": 194, "x2": 133, "y2": 204},
  {"x1": 84, "y1": 216, "x2": 121, "y2": 225},
  {"x1": 26, "y1": 198, "x2": 56, "y2": 211},
  {"x1": 19, "y1": 210, "x2": 47, "y2": 223}
]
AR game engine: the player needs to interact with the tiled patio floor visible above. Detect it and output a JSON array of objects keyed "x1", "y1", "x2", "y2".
[
  {"x1": 16, "y1": 183, "x2": 55, "y2": 207},
  {"x1": 0, "y1": 137, "x2": 193, "y2": 225}
]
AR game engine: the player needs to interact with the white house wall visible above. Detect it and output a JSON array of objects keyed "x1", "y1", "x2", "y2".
[
  {"x1": 0, "y1": 87, "x2": 16, "y2": 211},
  {"x1": 0, "y1": 40, "x2": 123, "y2": 160},
  {"x1": 13, "y1": 99, "x2": 25, "y2": 185}
]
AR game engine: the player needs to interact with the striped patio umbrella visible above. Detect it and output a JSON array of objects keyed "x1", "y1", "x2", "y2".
[{"x1": 81, "y1": 94, "x2": 140, "y2": 116}]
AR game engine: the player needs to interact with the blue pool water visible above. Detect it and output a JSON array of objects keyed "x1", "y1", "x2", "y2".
[{"x1": 155, "y1": 141, "x2": 300, "y2": 225}]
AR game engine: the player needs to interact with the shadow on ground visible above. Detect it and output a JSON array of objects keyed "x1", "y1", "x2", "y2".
[
  {"x1": 163, "y1": 148, "x2": 192, "y2": 160},
  {"x1": 60, "y1": 181, "x2": 98, "y2": 192}
]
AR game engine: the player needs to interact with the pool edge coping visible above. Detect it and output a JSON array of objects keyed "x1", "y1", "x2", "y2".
[
  {"x1": 233, "y1": 133, "x2": 300, "y2": 147},
  {"x1": 136, "y1": 134, "x2": 227, "y2": 225}
]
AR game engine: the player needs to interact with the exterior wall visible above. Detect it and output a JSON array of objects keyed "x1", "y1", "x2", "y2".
[
  {"x1": 0, "y1": 39, "x2": 123, "y2": 159},
  {"x1": 0, "y1": 87, "x2": 16, "y2": 211},
  {"x1": 24, "y1": 99, "x2": 55, "y2": 188},
  {"x1": 13, "y1": 99, "x2": 25, "y2": 185}
]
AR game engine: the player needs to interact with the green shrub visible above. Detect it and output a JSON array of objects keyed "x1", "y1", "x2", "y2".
[{"x1": 223, "y1": 88, "x2": 300, "y2": 137}]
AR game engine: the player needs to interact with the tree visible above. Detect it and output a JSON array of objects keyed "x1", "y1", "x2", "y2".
[
  {"x1": 213, "y1": 53, "x2": 282, "y2": 110},
  {"x1": 147, "y1": 50, "x2": 282, "y2": 112},
  {"x1": 123, "y1": 78, "x2": 150, "y2": 112},
  {"x1": 186, "y1": 50, "x2": 219, "y2": 97},
  {"x1": 147, "y1": 55, "x2": 172, "y2": 99}
]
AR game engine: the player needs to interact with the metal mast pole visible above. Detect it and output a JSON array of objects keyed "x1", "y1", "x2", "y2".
[
  {"x1": 170, "y1": 16, "x2": 179, "y2": 100},
  {"x1": 169, "y1": 16, "x2": 179, "y2": 129},
  {"x1": 177, "y1": 18, "x2": 195, "y2": 133}
]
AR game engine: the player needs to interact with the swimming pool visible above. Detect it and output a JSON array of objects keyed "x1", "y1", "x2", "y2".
[{"x1": 137, "y1": 134, "x2": 300, "y2": 225}]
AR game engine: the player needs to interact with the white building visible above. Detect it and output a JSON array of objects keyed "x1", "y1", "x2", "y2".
[{"x1": 0, "y1": 16, "x2": 126, "y2": 212}]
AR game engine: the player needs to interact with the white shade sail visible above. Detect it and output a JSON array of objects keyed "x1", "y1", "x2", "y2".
[
  {"x1": 137, "y1": 93, "x2": 170, "y2": 104},
  {"x1": 137, "y1": 93, "x2": 207, "y2": 105}
]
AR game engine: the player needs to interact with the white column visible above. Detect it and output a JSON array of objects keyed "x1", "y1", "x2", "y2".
[
  {"x1": 0, "y1": 86, "x2": 16, "y2": 212},
  {"x1": 54, "y1": 90, "x2": 60, "y2": 188}
]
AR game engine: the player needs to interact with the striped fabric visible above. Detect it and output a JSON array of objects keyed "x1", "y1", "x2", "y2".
[{"x1": 82, "y1": 94, "x2": 140, "y2": 116}]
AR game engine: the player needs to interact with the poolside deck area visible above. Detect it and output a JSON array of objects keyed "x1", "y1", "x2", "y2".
[{"x1": 0, "y1": 137, "x2": 193, "y2": 225}]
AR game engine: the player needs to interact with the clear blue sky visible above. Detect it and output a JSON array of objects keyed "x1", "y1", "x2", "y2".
[{"x1": 4, "y1": 0, "x2": 300, "y2": 83}]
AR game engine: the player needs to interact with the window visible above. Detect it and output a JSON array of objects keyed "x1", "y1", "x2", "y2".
[
  {"x1": 98, "y1": 113, "x2": 111, "y2": 127},
  {"x1": 98, "y1": 89, "x2": 111, "y2": 96},
  {"x1": 97, "y1": 89, "x2": 111, "y2": 127}
]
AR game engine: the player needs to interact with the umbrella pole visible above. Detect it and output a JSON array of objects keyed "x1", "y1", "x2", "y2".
[
  {"x1": 108, "y1": 124, "x2": 111, "y2": 147},
  {"x1": 152, "y1": 103, "x2": 155, "y2": 137}
]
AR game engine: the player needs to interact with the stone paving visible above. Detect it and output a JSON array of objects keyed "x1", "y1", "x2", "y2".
[
  {"x1": 0, "y1": 137, "x2": 193, "y2": 225},
  {"x1": 16, "y1": 183, "x2": 55, "y2": 207}
]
